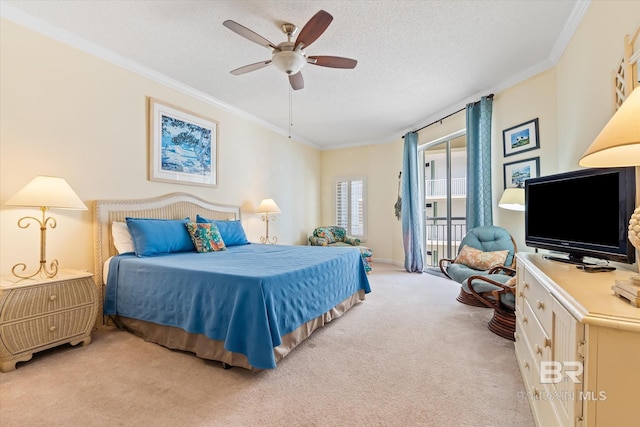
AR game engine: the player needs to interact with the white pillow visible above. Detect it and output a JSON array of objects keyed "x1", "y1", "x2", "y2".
[
  {"x1": 103, "y1": 256, "x2": 112, "y2": 285},
  {"x1": 111, "y1": 221, "x2": 135, "y2": 254}
]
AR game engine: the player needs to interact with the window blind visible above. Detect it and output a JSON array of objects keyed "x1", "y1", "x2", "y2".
[{"x1": 335, "y1": 178, "x2": 365, "y2": 238}]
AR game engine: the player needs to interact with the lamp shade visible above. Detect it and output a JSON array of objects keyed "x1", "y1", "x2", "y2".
[
  {"x1": 256, "y1": 198, "x2": 281, "y2": 214},
  {"x1": 498, "y1": 187, "x2": 525, "y2": 211},
  {"x1": 5, "y1": 176, "x2": 87, "y2": 210},
  {"x1": 579, "y1": 87, "x2": 640, "y2": 167}
]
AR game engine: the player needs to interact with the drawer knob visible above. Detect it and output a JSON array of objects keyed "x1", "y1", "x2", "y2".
[
  {"x1": 524, "y1": 360, "x2": 529, "y2": 369},
  {"x1": 532, "y1": 386, "x2": 540, "y2": 398},
  {"x1": 49, "y1": 294, "x2": 57, "y2": 302},
  {"x1": 49, "y1": 325, "x2": 57, "y2": 332},
  {"x1": 518, "y1": 291, "x2": 524, "y2": 298},
  {"x1": 535, "y1": 344, "x2": 543, "y2": 355},
  {"x1": 523, "y1": 282, "x2": 529, "y2": 289},
  {"x1": 544, "y1": 338, "x2": 552, "y2": 348},
  {"x1": 523, "y1": 316, "x2": 528, "y2": 324},
  {"x1": 536, "y1": 300, "x2": 545, "y2": 310}
]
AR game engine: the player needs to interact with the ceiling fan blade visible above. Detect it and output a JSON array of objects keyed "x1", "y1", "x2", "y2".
[
  {"x1": 223, "y1": 20, "x2": 277, "y2": 49},
  {"x1": 230, "y1": 60, "x2": 272, "y2": 75},
  {"x1": 289, "y1": 71, "x2": 304, "y2": 90},
  {"x1": 295, "y1": 10, "x2": 333, "y2": 49},
  {"x1": 308, "y1": 56, "x2": 357, "y2": 69}
]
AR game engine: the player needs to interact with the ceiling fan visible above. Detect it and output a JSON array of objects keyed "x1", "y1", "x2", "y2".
[{"x1": 223, "y1": 10, "x2": 357, "y2": 90}]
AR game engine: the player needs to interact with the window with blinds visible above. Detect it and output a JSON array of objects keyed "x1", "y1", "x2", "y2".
[{"x1": 335, "y1": 177, "x2": 366, "y2": 239}]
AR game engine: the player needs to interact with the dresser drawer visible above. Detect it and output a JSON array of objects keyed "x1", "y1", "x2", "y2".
[
  {"x1": 520, "y1": 268, "x2": 553, "y2": 335},
  {"x1": 522, "y1": 297, "x2": 552, "y2": 363},
  {"x1": 515, "y1": 318, "x2": 536, "y2": 388},
  {"x1": 0, "y1": 305, "x2": 95, "y2": 355},
  {"x1": 515, "y1": 319, "x2": 563, "y2": 427},
  {"x1": 0, "y1": 276, "x2": 95, "y2": 322}
]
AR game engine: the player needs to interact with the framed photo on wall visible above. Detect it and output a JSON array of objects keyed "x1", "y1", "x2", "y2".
[
  {"x1": 502, "y1": 118, "x2": 539, "y2": 157},
  {"x1": 503, "y1": 157, "x2": 540, "y2": 189},
  {"x1": 148, "y1": 97, "x2": 218, "y2": 187}
]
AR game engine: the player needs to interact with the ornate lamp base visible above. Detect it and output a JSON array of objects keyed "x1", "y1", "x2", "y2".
[{"x1": 260, "y1": 214, "x2": 278, "y2": 244}]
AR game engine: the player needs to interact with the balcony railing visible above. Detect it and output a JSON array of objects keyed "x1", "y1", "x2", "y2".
[
  {"x1": 425, "y1": 177, "x2": 466, "y2": 199},
  {"x1": 424, "y1": 218, "x2": 466, "y2": 268}
]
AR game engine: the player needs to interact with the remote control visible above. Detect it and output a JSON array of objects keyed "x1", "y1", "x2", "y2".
[{"x1": 576, "y1": 265, "x2": 616, "y2": 273}]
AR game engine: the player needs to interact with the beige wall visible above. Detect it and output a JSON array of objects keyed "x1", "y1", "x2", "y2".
[
  {"x1": 492, "y1": 69, "x2": 558, "y2": 254},
  {"x1": 0, "y1": 19, "x2": 321, "y2": 277},
  {"x1": 320, "y1": 141, "x2": 403, "y2": 264},
  {"x1": 556, "y1": 1, "x2": 640, "y2": 172}
]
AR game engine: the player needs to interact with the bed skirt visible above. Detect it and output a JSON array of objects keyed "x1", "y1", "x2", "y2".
[{"x1": 110, "y1": 289, "x2": 366, "y2": 370}]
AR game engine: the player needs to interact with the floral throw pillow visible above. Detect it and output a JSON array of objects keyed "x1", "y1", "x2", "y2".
[
  {"x1": 185, "y1": 222, "x2": 226, "y2": 253},
  {"x1": 343, "y1": 235, "x2": 361, "y2": 246},
  {"x1": 314, "y1": 227, "x2": 338, "y2": 243},
  {"x1": 454, "y1": 245, "x2": 508, "y2": 271}
]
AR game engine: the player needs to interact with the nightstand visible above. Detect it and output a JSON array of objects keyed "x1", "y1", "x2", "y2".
[{"x1": 0, "y1": 270, "x2": 99, "y2": 372}]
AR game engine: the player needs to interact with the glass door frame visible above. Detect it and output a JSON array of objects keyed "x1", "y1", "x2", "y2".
[{"x1": 418, "y1": 129, "x2": 466, "y2": 266}]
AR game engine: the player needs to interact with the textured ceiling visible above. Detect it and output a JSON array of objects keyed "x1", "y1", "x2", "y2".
[{"x1": 1, "y1": 0, "x2": 585, "y2": 149}]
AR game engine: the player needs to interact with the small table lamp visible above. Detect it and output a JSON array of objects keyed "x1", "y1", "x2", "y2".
[
  {"x1": 498, "y1": 187, "x2": 525, "y2": 211},
  {"x1": 5, "y1": 176, "x2": 87, "y2": 280},
  {"x1": 256, "y1": 198, "x2": 281, "y2": 244}
]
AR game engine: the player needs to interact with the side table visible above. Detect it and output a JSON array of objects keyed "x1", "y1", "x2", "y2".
[{"x1": 0, "y1": 270, "x2": 99, "y2": 372}]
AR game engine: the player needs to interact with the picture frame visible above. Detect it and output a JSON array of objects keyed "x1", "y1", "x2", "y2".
[
  {"x1": 503, "y1": 157, "x2": 540, "y2": 189},
  {"x1": 502, "y1": 118, "x2": 539, "y2": 157},
  {"x1": 148, "y1": 97, "x2": 218, "y2": 187}
]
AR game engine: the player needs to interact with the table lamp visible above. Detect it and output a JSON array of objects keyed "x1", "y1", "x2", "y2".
[
  {"x1": 498, "y1": 186, "x2": 525, "y2": 211},
  {"x1": 256, "y1": 198, "x2": 281, "y2": 244},
  {"x1": 5, "y1": 176, "x2": 87, "y2": 279}
]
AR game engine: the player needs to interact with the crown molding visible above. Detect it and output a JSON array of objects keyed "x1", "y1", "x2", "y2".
[{"x1": 0, "y1": 4, "x2": 319, "y2": 149}]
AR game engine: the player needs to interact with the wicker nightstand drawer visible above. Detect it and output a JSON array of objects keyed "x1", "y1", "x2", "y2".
[
  {"x1": 0, "y1": 276, "x2": 95, "y2": 322},
  {"x1": 1, "y1": 305, "x2": 95, "y2": 354},
  {"x1": 0, "y1": 271, "x2": 98, "y2": 372}
]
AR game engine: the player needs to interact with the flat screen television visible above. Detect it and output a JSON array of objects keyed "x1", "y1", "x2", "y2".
[{"x1": 525, "y1": 167, "x2": 636, "y2": 265}]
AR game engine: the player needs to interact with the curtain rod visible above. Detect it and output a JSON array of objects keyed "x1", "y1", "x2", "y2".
[{"x1": 403, "y1": 93, "x2": 494, "y2": 138}]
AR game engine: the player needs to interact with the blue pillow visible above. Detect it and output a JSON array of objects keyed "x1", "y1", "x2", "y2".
[
  {"x1": 125, "y1": 217, "x2": 194, "y2": 257},
  {"x1": 196, "y1": 214, "x2": 250, "y2": 246}
]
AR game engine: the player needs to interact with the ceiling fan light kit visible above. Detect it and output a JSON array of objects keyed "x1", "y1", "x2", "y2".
[
  {"x1": 223, "y1": 10, "x2": 357, "y2": 91},
  {"x1": 272, "y1": 46, "x2": 306, "y2": 75}
]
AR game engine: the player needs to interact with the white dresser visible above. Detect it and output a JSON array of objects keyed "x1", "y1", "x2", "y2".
[
  {"x1": 0, "y1": 270, "x2": 99, "y2": 372},
  {"x1": 515, "y1": 253, "x2": 640, "y2": 426}
]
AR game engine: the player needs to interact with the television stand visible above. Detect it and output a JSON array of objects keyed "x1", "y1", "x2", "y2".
[{"x1": 543, "y1": 255, "x2": 595, "y2": 266}]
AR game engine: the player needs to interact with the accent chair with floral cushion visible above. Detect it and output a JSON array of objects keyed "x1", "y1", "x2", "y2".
[
  {"x1": 309, "y1": 226, "x2": 372, "y2": 273},
  {"x1": 438, "y1": 225, "x2": 517, "y2": 306}
]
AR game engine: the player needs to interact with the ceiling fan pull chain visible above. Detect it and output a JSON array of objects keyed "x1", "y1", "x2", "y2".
[{"x1": 289, "y1": 85, "x2": 293, "y2": 139}]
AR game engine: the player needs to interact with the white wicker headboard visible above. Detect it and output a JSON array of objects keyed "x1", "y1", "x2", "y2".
[{"x1": 93, "y1": 192, "x2": 241, "y2": 288}]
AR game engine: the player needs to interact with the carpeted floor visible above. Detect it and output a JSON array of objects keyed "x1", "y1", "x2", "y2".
[{"x1": 0, "y1": 263, "x2": 534, "y2": 426}]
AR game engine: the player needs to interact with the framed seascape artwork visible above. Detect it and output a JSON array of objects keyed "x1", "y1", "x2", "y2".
[
  {"x1": 148, "y1": 98, "x2": 218, "y2": 187},
  {"x1": 503, "y1": 157, "x2": 539, "y2": 189},
  {"x1": 502, "y1": 118, "x2": 539, "y2": 157}
]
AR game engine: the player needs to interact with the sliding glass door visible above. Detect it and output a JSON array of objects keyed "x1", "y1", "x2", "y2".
[{"x1": 420, "y1": 131, "x2": 467, "y2": 267}]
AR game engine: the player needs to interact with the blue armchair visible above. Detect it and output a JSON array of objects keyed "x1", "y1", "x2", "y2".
[{"x1": 438, "y1": 225, "x2": 517, "y2": 306}]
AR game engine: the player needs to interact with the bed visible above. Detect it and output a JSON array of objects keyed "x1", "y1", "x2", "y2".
[{"x1": 93, "y1": 192, "x2": 370, "y2": 370}]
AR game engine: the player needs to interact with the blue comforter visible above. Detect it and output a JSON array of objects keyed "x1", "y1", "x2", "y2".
[{"x1": 104, "y1": 244, "x2": 371, "y2": 369}]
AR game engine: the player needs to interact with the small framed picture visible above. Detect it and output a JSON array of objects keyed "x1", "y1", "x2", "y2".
[
  {"x1": 503, "y1": 157, "x2": 540, "y2": 189},
  {"x1": 148, "y1": 97, "x2": 218, "y2": 187},
  {"x1": 502, "y1": 118, "x2": 539, "y2": 157}
]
